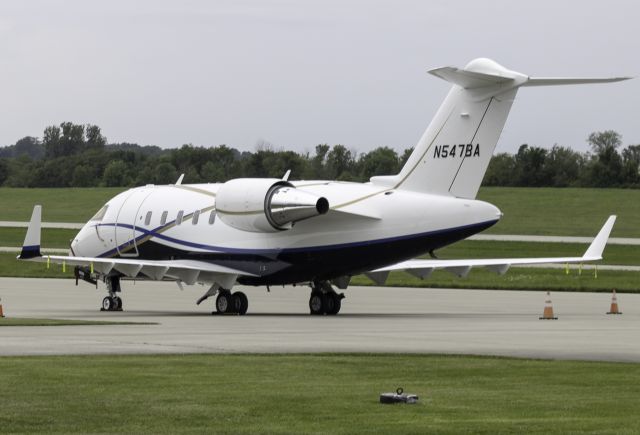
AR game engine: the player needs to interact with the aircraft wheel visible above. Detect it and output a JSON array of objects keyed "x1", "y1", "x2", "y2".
[
  {"x1": 309, "y1": 291, "x2": 324, "y2": 315},
  {"x1": 216, "y1": 291, "x2": 234, "y2": 314},
  {"x1": 323, "y1": 293, "x2": 336, "y2": 315},
  {"x1": 113, "y1": 296, "x2": 123, "y2": 311},
  {"x1": 102, "y1": 296, "x2": 114, "y2": 311},
  {"x1": 233, "y1": 292, "x2": 248, "y2": 315},
  {"x1": 325, "y1": 293, "x2": 341, "y2": 315}
]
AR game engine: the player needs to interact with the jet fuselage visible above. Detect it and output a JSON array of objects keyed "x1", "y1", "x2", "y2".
[{"x1": 70, "y1": 181, "x2": 502, "y2": 285}]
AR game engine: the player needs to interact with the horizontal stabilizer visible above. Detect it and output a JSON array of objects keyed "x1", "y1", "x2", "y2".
[
  {"x1": 523, "y1": 77, "x2": 632, "y2": 87},
  {"x1": 429, "y1": 58, "x2": 631, "y2": 90},
  {"x1": 428, "y1": 66, "x2": 514, "y2": 89}
]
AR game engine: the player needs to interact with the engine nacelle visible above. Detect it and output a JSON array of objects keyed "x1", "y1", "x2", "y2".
[{"x1": 216, "y1": 178, "x2": 329, "y2": 232}]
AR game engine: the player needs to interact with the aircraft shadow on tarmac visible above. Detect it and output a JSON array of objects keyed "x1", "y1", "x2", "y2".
[{"x1": 89, "y1": 311, "x2": 527, "y2": 319}]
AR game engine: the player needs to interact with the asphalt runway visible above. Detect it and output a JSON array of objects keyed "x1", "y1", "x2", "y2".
[{"x1": 0, "y1": 277, "x2": 638, "y2": 362}]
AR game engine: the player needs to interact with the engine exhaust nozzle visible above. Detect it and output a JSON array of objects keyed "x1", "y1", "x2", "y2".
[{"x1": 267, "y1": 185, "x2": 329, "y2": 229}]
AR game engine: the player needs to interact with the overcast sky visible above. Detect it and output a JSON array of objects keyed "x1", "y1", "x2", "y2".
[{"x1": 0, "y1": 0, "x2": 638, "y2": 155}]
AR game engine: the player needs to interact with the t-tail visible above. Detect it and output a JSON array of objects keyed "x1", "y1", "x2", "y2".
[{"x1": 379, "y1": 58, "x2": 630, "y2": 199}]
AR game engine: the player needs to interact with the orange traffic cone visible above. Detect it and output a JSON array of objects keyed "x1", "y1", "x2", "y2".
[
  {"x1": 607, "y1": 289, "x2": 622, "y2": 315},
  {"x1": 539, "y1": 291, "x2": 557, "y2": 320}
]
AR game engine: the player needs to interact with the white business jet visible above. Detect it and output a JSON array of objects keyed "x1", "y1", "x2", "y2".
[{"x1": 19, "y1": 58, "x2": 626, "y2": 315}]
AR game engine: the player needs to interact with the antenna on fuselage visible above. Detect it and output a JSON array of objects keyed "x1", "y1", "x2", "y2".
[{"x1": 175, "y1": 173, "x2": 185, "y2": 185}]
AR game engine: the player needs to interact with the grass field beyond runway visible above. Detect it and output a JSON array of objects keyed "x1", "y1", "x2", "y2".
[
  {"x1": 0, "y1": 227, "x2": 76, "y2": 249},
  {"x1": 0, "y1": 186, "x2": 638, "y2": 237},
  {"x1": 0, "y1": 354, "x2": 638, "y2": 434},
  {"x1": 477, "y1": 187, "x2": 640, "y2": 237},
  {"x1": 0, "y1": 187, "x2": 124, "y2": 222}
]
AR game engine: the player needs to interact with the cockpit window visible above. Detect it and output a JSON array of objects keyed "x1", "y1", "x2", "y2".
[{"x1": 90, "y1": 205, "x2": 109, "y2": 222}]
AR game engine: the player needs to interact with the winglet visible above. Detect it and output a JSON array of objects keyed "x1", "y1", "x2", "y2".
[
  {"x1": 18, "y1": 205, "x2": 42, "y2": 259},
  {"x1": 582, "y1": 215, "x2": 616, "y2": 260}
]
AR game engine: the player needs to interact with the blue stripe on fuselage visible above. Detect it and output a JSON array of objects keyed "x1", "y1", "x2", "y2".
[{"x1": 93, "y1": 219, "x2": 498, "y2": 258}]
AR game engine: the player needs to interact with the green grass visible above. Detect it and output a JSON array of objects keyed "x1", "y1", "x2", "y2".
[
  {"x1": 0, "y1": 318, "x2": 152, "y2": 326},
  {"x1": 0, "y1": 227, "x2": 77, "y2": 249},
  {"x1": 0, "y1": 187, "x2": 638, "y2": 238},
  {"x1": 0, "y1": 253, "x2": 74, "y2": 278},
  {"x1": 0, "y1": 187, "x2": 124, "y2": 222},
  {"x1": 0, "y1": 354, "x2": 639, "y2": 434},
  {"x1": 478, "y1": 187, "x2": 640, "y2": 237}
]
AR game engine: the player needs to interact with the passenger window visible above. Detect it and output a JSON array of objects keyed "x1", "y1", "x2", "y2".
[
  {"x1": 192, "y1": 210, "x2": 200, "y2": 225},
  {"x1": 160, "y1": 211, "x2": 168, "y2": 225},
  {"x1": 144, "y1": 211, "x2": 152, "y2": 226},
  {"x1": 209, "y1": 210, "x2": 216, "y2": 224},
  {"x1": 176, "y1": 210, "x2": 184, "y2": 225}
]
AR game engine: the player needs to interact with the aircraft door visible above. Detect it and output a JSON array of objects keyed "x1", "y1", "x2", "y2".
[{"x1": 114, "y1": 188, "x2": 154, "y2": 257}]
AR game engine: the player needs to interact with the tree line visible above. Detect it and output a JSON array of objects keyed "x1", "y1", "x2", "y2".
[
  {"x1": 484, "y1": 131, "x2": 640, "y2": 188},
  {"x1": 0, "y1": 122, "x2": 637, "y2": 188}
]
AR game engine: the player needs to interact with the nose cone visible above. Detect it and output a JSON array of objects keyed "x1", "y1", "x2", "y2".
[
  {"x1": 70, "y1": 237, "x2": 78, "y2": 256},
  {"x1": 69, "y1": 230, "x2": 84, "y2": 256},
  {"x1": 70, "y1": 225, "x2": 94, "y2": 257}
]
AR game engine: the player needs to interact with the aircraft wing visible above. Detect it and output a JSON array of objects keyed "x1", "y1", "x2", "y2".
[
  {"x1": 17, "y1": 205, "x2": 255, "y2": 285},
  {"x1": 27, "y1": 255, "x2": 255, "y2": 284},
  {"x1": 365, "y1": 215, "x2": 616, "y2": 284}
]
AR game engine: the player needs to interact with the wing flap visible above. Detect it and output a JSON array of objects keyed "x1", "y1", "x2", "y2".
[
  {"x1": 115, "y1": 263, "x2": 143, "y2": 278},
  {"x1": 141, "y1": 265, "x2": 169, "y2": 281}
]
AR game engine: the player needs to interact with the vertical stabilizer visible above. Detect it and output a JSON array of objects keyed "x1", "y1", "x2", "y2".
[{"x1": 388, "y1": 58, "x2": 630, "y2": 199}]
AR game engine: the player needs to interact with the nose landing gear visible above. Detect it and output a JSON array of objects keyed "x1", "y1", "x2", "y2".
[
  {"x1": 100, "y1": 276, "x2": 123, "y2": 312},
  {"x1": 309, "y1": 281, "x2": 344, "y2": 315}
]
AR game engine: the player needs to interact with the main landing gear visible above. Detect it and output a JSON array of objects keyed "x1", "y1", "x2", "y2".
[
  {"x1": 197, "y1": 285, "x2": 248, "y2": 315},
  {"x1": 309, "y1": 281, "x2": 344, "y2": 315},
  {"x1": 101, "y1": 276, "x2": 123, "y2": 312},
  {"x1": 214, "y1": 289, "x2": 249, "y2": 315}
]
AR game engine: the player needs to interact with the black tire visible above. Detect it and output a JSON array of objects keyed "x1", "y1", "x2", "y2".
[
  {"x1": 102, "y1": 296, "x2": 113, "y2": 311},
  {"x1": 113, "y1": 296, "x2": 123, "y2": 311},
  {"x1": 233, "y1": 292, "x2": 248, "y2": 315},
  {"x1": 322, "y1": 293, "x2": 336, "y2": 315},
  {"x1": 216, "y1": 292, "x2": 234, "y2": 314},
  {"x1": 309, "y1": 291, "x2": 324, "y2": 315},
  {"x1": 325, "y1": 293, "x2": 341, "y2": 315}
]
